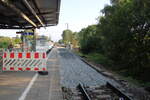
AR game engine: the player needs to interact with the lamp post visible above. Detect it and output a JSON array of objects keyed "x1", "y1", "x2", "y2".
[{"x1": 65, "y1": 23, "x2": 69, "y2": 30}]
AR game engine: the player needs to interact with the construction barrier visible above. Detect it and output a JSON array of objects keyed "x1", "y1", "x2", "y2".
[
  {"x1": 0, "y1": 50, "x2": 2, "y2": 71},
  {"x1": 2, "y1": 51, "x2": 47, "y2": 71}
]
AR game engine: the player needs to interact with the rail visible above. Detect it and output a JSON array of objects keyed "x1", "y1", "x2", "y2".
[
  {"x1": 106, "y1": 82, "x2": 132, "y2": 100},
  {"x1": 78, "y1": 54, "x2": 133, "y2": 100},
  {"x1": 77, "y1": 83, "x2": 91, "y2": 100}
]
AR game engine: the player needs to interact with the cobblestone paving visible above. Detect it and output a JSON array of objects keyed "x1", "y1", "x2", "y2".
[{"x1": 58, "y1": 48, "x2": 119, "y2": 88}]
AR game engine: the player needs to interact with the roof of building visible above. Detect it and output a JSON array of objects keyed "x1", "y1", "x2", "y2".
[{"x1": 0, "y1": 0, "x2": 61, "y2": 29}]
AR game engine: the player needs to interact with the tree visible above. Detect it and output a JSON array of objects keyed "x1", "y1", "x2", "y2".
[
  {"x1": 13, "y1": 35, "x2": 21, "y2": 44},
  {"x1": 98, "y1": 0, "x2": 150, "y2": 77},
  {"x1": 77, "y1": 0, "x2": 150, "y2": 80},
  {"x1": 62, "y1": 29, "x2": 73, "y2": 44},
  {"x1": 78, "y1": 25, "x2": 99, "y2": 54},
  {"x1": 71, "y1": 32, "x2": 79, "y2": 48},
  {"x1": 0, "y1": 36, "x2": 12, "y2": 48},
  {"x1": 58, "y1": 39, "x2": 63, "y2": 44}
]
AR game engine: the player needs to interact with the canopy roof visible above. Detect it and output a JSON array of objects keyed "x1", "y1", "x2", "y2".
[{"x1": 0, "y1": 0, "x2": 61, "y2": 29}]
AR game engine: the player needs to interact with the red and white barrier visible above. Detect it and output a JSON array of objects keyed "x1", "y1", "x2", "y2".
[{"x1": 2, "y1": 52, "x2": 47, "y2": 71}]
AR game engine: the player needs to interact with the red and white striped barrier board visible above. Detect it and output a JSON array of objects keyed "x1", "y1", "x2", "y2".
[{"x1": 2, "y1": 52, "x2": 47, "y2": 71}]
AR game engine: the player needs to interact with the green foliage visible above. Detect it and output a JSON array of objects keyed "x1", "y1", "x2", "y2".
[
  {"x1": 0, "y1": 36, "x2": 22, "y2": 49},
  {"x1": 0, "y1": 36, "x2": 12, "y2": 48},
  {"x1": 13, "y1": 35, "x2": 21, "y2": 44},
  {"x1": 78, "y1": 25, "x2": 101, "y2": 54},
  {"x1": 62, "y1": 29, "x2": 73, "y2": 44},
  {"x1": 61, "y1": 30, "x2": 79, "y2": 48},
  {"x1": 77, "y1": 0, "x2": 150, "y2": 81},
  {"x1": 98, "y1": 0, "x2": 150, "y2": 77},
  {"x1": 58, "y1": 39, "x2": 63, "y2": 44},
  {"x1": 71, "y1": 32, "x2": 79, "y2": 48},
  {"x1": 85, "y1": 53, "x2": 112, "y2": 66}
]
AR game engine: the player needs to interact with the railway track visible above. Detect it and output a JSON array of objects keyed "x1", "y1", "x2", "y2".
[
  {"x1": 76, "y1": 82, "x2": 132, "y2": 100},
  {"x1": 77, "y1": 83, "x2": 91, "y2": 100},
  {"x1": 71, "y1": 53, "x2": 134, "y2": 100}
]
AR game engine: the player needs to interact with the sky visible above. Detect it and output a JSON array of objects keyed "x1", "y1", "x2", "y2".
[{"x1": 0, "y1": 0, "x2": 110, "y2": 42}]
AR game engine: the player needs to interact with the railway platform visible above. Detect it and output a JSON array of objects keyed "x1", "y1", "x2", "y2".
[
  {"x1": 0, "y1": 47, "x2": 63, "y2": 100},
  {"x1": 47, "y1": 47, "x2": 63, "y2": 100},
  {"x1": 24, "y1": 47, "x2": 63, "y2": 100}
]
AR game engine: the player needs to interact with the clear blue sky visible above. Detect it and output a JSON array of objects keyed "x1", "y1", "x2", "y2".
[{"x1": 0, "y1": 0, "x2": 110, "y2": 42}]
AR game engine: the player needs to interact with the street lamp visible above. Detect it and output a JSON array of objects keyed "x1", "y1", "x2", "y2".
[{"x1": 65, "y1": 23, "x2": 69, "y2": 30}]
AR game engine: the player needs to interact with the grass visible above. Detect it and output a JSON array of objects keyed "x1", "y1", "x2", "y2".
[
  {"x1": 121, "y1": 76, "x2": 142, "y2": 86},
  {"x1": 84, "y1": 53, "x2": 108, "y2": 64},
  {"x1": 75, "y1": 51, "x2": 112, "y2": 67},
  {"x1": 118, "y1": 75, "x2": 150, "y2": 88}
]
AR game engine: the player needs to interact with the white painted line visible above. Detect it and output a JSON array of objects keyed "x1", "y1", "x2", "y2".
[
  {"x1": 18, "y1": 73, "x2": 38, "y2": 100},
  {"x1": 48, "y1": 76, "x2": 53, "y2": 100}
]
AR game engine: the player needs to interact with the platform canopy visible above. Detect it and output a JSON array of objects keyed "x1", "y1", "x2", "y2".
[{"x1": 0, "y1": 0, "x2": 61, "y2": 29}]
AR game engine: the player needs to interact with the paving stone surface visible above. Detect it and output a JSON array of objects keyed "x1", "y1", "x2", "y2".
[{"x1": 26, "y1": 48, "x2": 63, "y2": 100}]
